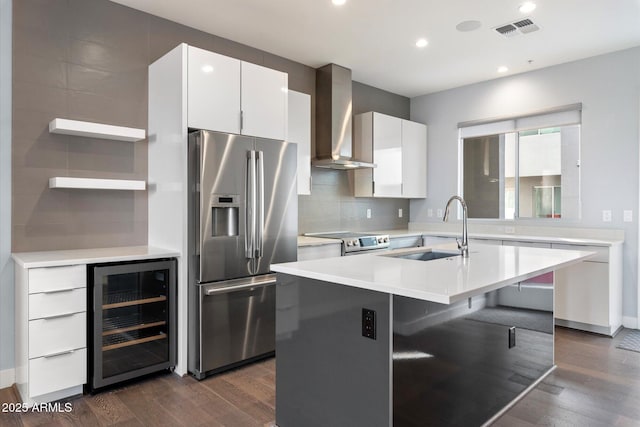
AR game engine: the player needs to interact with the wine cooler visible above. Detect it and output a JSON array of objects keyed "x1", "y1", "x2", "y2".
[{"x1": 88, "y1": 258, "x2": 177, "y2": 391}]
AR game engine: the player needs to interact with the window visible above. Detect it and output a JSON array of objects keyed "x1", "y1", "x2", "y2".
[{"x1": 459, "y1": 105, "x2": 581, "y2": 220}]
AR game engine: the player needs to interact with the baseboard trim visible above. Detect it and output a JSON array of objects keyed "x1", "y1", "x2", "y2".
[
  {"x1": 554, "y1": 319, "x2": 616, "y2": 336},
  {"x1": 622, "y1": 316, "x2": 638, "y2": 329},
  {"x1": 0, "y1": 368, "x2": 15, "y2": 389}
]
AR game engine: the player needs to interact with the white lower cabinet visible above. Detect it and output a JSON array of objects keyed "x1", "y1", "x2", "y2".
[
  {"x1": 552, "y1": 243, "x2": 622, "y2": 335},
  {"x1": 15, "y1": 263, "x2": 87, "y2": 405},
  {"x1": 29, "y1": 313, "x2": 86, "y2": 359},
  {"x1": 422, "y1": 234, "x2": 623, "y2": 336},
  {"x1": 555, "y1": 262, "x2": 610, "y2": 327},
  {"x1": 29, "y1": 349, "x2": 87, "y2": 398}
]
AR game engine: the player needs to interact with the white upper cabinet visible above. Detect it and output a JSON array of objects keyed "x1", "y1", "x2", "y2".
[
  {"x1": 354, "y1": 112, "x2": 427, "y2": 198},
  {"x1": 401, "y1": 119, "x2": 427, "y2": 198},
  {"x1": 288, "y1": 90, "x2": 311, "y2": 195},
  {"x1": 241, "y1": 62, "x2": 288, "y2": 140},
  {"x1": 187, "y1": 45, "x2": 288, "y2": 140},
  {"x1": 187, "y1": 46, "x2": 241, "y2": 134},
  {"x1": 373, "y1": 113, "x2": 403, "y2": 197}
]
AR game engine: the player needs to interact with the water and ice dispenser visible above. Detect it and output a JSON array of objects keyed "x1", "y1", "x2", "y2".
[{"x1": 211, "y1": 194, "x2": 239, "y2": 237}]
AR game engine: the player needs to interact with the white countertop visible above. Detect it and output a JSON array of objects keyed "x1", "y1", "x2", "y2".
[
  {"x1": 420, "y1": 230, "x2": 622, "y2": 246},
  {"x1": 12, "y1": 246, "x2": 180, "y2": 268},
  {"x1": 272, "y1": 244, "x2": 594, "y2": 304},
  {"x1": 297, "y1": 236, "x2": 342, "y2": 247}
]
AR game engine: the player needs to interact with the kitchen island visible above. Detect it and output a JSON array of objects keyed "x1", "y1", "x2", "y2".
[{"x1": 272, "y1": 244, "x2": 594, "y2": 427}]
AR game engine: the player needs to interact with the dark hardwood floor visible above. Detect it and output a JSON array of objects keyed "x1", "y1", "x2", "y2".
[{"x1": 1, "y1": 327, "x2": 639, "y2": 426}]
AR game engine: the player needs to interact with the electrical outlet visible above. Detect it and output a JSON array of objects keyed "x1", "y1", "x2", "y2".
[
  {"x1": 362, "y1": 308, "x2": 376, "y2": 340},
  {"x1": 624, "y1": 210, "x2": 633, "y2": 222},
  {"x1": 366, "y1": 208, "x2": 372, "y2": 219},
  {"x1": 398, "y1": 208, "x2": 403, "y2": 218},
  {"x1": 436, "y1": 209, "x2": 443, "y2": 218},
  {"x1": 602, "y1": 210, "x2": 612, "y2": 222},
  {"x1": 427, "y1": 209, "x2": 433, "y2": 217},
  {"x1": 504, "y1": 226, "x2": 516, "y2": 234}
]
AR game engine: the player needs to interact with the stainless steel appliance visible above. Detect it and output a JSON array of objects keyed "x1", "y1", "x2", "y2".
[
  {"x1": 188, "y1": 130, "x2": 297, "y2": 379},
  {"x1": 88, "y1": 258, "x2": 177, "y2": 391},
  {"x1": 306, "y1": 232, "x2": 390, "y2": 255},
  {"x1": 312, "y1": 64, "x2": 375, "y2": 170}
]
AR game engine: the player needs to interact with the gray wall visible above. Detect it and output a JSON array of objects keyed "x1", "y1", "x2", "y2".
[
  {"x1": 5, "y1": 0, "x2": 411, "y2": 372},
  {"x1": 11, "y1": 0, "x2": 316, "y2": 253},
  {"x1": 298, "y1": 81, "x2": 410, "y2": 233},
  {"x1": 0, "y1": 0, "x2": 12, "y2": 372},
  {"x1": 410, "y1": 47, "x2": 640, "y2": 320}
]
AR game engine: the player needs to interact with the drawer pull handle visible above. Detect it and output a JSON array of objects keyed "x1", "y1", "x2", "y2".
[
  {"x1": 43, "y1": 349, "x2": 75, "y2": 358},
  {"x1": 42, "y1": 312, "x2": 77, "y2": 320},
  {"x1": 41, "y1": 288, "x2": 76, "y2": 294}
]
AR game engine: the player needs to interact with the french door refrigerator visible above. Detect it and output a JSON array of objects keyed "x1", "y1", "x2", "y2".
[{"x1": 187, "y1": 130, "x2": 297, "y2": 379}]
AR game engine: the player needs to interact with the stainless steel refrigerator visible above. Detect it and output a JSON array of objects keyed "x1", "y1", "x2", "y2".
[{"x1": 187, "y1": 130, "x2": 297, "y2": 379}]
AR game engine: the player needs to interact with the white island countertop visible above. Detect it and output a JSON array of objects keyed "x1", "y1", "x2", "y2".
[{"x1": 272, "y1": 244, "x2": 595, "y2": 304}]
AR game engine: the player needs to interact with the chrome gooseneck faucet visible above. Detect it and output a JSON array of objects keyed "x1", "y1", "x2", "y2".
[{"x1": 443, "y1": 195, "x2": 469, "y2": 258}]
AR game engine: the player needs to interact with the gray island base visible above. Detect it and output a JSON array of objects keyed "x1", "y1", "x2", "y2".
[{"x1": 272, "y1": 244, "x2": 594, "y2": 426}]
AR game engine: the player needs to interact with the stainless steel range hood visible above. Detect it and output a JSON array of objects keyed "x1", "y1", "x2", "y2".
[{"x1": 312, "y1": 64, "x2": 375, "y2": 170}]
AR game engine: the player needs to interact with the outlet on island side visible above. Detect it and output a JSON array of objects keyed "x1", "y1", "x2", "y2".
[{"x1": 362, "y1": 308, "x2": 377, "y2": 340}]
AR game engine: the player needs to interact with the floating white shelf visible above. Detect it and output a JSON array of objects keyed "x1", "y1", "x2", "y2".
[
  {"x1": 49, "y1": 177, "x2": 146, "y2": 191},
  {"x1": 49, "y1": 118, "x2": 146, "y2": 142}
]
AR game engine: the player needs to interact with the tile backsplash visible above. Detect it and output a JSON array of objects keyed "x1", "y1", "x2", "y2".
[{"x1": 298, "y1": 168, "x2": 410, "y2": 233}]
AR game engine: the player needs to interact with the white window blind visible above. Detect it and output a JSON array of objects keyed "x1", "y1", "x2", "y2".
[{"x1": 459, "y1": 103, "x2": 582, "y2": 138}]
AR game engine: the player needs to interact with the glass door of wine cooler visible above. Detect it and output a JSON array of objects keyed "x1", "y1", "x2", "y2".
[{"x1": 89, "y1": 258, "x2": 176, "y2": 390}]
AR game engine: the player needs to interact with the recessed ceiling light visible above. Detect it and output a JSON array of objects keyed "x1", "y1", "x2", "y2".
[
  {"x1": 201, "y1": 65, "x2": 214, "y2": 73},
  {"x1": 497, "y1": 66, "x2": 509, "y2": 73},
  {"x1": 415, "y1": 38, "x2": 428, "y2": 48},
  {"x1": 332, "y1": 0, "x2": 346, "y2": 5},
  {"x1": 519, "y1": 2, "x2": 536, "y2": 13}
]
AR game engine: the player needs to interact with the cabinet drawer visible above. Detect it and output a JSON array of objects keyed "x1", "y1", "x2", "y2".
[
  {"x1": 29, "y1": 265, "x2": 86, "y2": 294},
  {"x1": 29, "y1": 288, "x2": 86, "y2": 320},
  {"x1": 298, "y1": 244, "x2": 342, "y2": 261},
  {"x1": 29, "y1": 312, "x2": 86, "y2": 359},
  {"x1": 551, "y1": 244, "x2": 609, "y2": 263},
  {"x1": 29, "y1": 348, "x2": 86, "y2": 398}
]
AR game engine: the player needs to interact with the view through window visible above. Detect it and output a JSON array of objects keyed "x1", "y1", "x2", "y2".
[{"x1": 462, "y1": 123, "x2": 580, "y2": 220}]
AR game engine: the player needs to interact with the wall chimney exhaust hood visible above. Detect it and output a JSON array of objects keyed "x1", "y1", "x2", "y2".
[{"x1": 312, "y1": 64, "x2": 376, "y2": 170}]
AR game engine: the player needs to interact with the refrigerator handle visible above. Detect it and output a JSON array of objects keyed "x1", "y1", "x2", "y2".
[
  {"x1": 256, "y1": 150, "x2": 264, "y2": 258},
  {"x1": 245, "y1": 150, "x2": 256, "y2": 259}
]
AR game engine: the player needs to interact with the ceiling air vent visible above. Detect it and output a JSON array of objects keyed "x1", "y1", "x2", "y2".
[{"x1": 494, "y1": 18, "x2": 540, "y2": 38}]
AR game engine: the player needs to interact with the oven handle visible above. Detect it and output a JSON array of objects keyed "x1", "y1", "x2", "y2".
[{"x1": 203, "y1": 274, "x2": 277, "y2": 296}]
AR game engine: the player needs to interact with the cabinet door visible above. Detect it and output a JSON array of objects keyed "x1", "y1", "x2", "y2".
[
  {"x1": 288, "y1": 90, "x2": 311, "y2": 195},
  {"x1": 241, "y1": 61, "x2": 287, "y2": 140},
  {"x1": 187, "y1": 46, "x2": 241, "y2": 134},
  {"x1": 298, "y1": 244, "x2": 342, "y2": 261},
  {"x1": 555, "y1": 262, "x2": 609, "y2": 327},
  {"x1": 401, "y1": 120, "x2": 427, "y2": 198},
  {"x1": 373, "y1": 113, "x2": 402, "y2": 197}
]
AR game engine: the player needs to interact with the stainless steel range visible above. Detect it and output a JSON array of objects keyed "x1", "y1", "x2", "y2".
[{"x1": 306, "y1": 232, "x2": 390, "y2": 255}]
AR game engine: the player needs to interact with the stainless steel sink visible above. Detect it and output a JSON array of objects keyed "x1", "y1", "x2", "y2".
[{"x1": 386, "y1": 250, "x2": 461, "y2": 261}]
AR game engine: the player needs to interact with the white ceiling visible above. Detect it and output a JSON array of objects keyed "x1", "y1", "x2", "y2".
[{"x1": 111, "y1": 0, "x2": 640, "y2": 97}]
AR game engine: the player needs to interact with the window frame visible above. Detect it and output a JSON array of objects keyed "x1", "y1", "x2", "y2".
[{"x1": 457, "y1": 104, "x2": 582, "y2": 222}]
